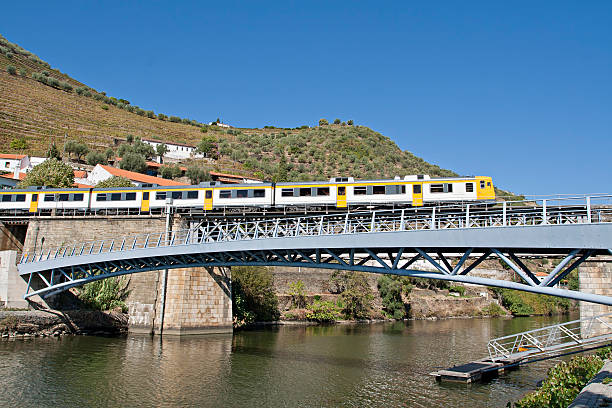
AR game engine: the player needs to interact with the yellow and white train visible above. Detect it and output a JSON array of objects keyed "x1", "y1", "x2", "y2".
[{"x1": 0, "y1": 175, "x2": 495, "y2": 214}]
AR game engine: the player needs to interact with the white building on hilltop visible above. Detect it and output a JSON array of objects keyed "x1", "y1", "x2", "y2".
[{"x1": 142, "y1": 139, "x2": 203, "y2": 161}]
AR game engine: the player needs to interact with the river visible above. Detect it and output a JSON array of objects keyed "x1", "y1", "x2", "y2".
[{"x1": 0, "y1": 315, "x2": 576, "y2": 407}]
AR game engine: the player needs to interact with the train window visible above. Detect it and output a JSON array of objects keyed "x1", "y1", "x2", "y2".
[
  {"x1": 447, "y1": 183, "x2": 453, "y2": 193},
  {"x1": 480, "y1": 181, "x2": 485, "y2": 189},
  {"x1": 219, "y1": 190, "x2": 231, "y2": 199},
  {"x1": 1, "y1": 195, "x2": 11, "y2": 202},
  {"x1": 205, "y1": 190, "x2": 213, "y2": 199},
  {"x1": 281, "y1": 189, "x2": 294, "y2": 197},
  {"x1": 316, "y1": 187, "x2": 330, "y2": 196},
  {"x1": 44, "y1": 194, "x2": 55, "y2": 202},
  {"x1": 125, "y1": 193, "x2": 137, "y2": 201},
  {"x1": 96, "y1": 193, "x2": 107, "y2": 201},
  {"x1": 430, "y1": 184, "x2": 444, "y2": 193},
  {"x1": 187, "y1": 191, "x2": 198, "y2": 199},
  {"x1": 299, "y1": 188, "x2": 312, "y2": 197},
  {"x1": 111, "y1": 193, "x2": 122, "y2": 201},
  {"x1": 338, "y1": 186, "x2": 346, "y2": 195},
  {"x1": 253, "y1": 189, "x2": 265, "y2": 198},
  {"x1": 413, "y1": 185, "x2": 421, "y2": 194},
  {"x1": 156, "y1": 192, "x2": 166, "y2": 200},
  {"x1": 143, "y1": 192, "x2": 149, "y2": 200},
  {"x1": 16, "y1": 194, "x2": 26, "y2": 202},
  {"x1": 354, "y1": 186, "x2": 367, "y2": 195},
  {"x1": 373, "y1": 185, "x2": 386, "y2": 195},
  {"x1": 487, "y1": 182, "x2": 491, "y2": 187},
  {"x1": 466, "y1": 183, "x2": 474, "y2": 192},
  {"x1": 59, "y1": 194, "x2": 69, "y2": 202},
  {"x1": 172, "y1": 191, "x2": 182, "y2": 200},
  {"x1": 73, "y1": 193, "x2": 84, "y2": 201},
  {"x1": 236, "y1": 190, "x2": 248, "y2": 198},
  {"x1": 32, "y1": 194, "x2": 38, "y2": 202}
]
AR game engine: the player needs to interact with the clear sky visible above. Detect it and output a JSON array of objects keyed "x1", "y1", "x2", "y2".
[{"x1": 2, "y1": 1, "x2": 611, "y2": 196}]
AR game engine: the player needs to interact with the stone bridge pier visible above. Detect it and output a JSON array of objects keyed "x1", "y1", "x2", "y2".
[
  {"x1": 19, "y1": 216, "x2": 233, "y2": 335},
  {"x1": 579, "y1": 261, "x2": 612, "y2": 338}
]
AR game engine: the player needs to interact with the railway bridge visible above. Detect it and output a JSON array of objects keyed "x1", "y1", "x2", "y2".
[{"x1": 13, "y1": 194, "x2": 612, "y2": 334}]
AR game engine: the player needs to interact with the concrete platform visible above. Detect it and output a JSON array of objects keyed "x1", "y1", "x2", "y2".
[{"x1": 569, "y1": 360, "x2": 612, "y2": 408}]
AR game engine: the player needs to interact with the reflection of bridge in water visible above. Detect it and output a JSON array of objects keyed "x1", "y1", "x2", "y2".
[{"x1": 18, "y1": 194, "x2": 612, "y2": 304}]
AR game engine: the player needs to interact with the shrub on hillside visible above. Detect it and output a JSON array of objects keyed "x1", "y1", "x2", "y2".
[
  {"x1": 6, "y1": 65, "x2": 16, "y2": 75},
  {"x1": 169, "y1": 116, "x2": 181, "y2": 123},
  {"x1": 93, "y1": 93, "x2": 104, "y2": 101},
  {"x1": 19, "y1": 68, "x2": 28, "y2": 77},
  {"x1": 377, "y1": 275, "x2": 406, "y2": 319},
  {"x1": 18, "y1": 159, "x2": 74, "y2": 188},
  {"x1": 319, "y1": 118, "x2": 329, "y2": 126},
  {"x1": 333, "y1": 118, "x2": 341, "y2": 124},
  {"x1": 64, "y1": 140, "x2": 89, "y2": 161},
  {"x1": 145, "y1": 110, "x2": 155, "y2": 119},
  {"x1": 9, "y1": 137, "x2": 27, "y2": 151},
  {"x1": 347, "y1": 120, "x2": 354, "y2": 125},
  {"x1": 60, "y1": 81, "x2": 73, "y2": 92},
  {"x1": 75, "y1": 87, "x2": 86, "y2": 95},
  {"x1": 157, "y1": 113, "x2": 167, "y2": 121}
]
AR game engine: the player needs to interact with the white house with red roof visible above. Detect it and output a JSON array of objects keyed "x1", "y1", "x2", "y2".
[
  {"x1": 142, "y1": 139, "x2": 203, "y2": 161},
  {"x1": 0, "y1": 154, "x2": 30, "y2": 174}
]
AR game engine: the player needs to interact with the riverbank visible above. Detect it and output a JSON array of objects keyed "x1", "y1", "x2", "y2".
[{"x1": 0, "y1": 309, "x2": 128, "y2": 338}]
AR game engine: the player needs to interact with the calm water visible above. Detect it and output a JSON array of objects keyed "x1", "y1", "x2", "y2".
[{"x1": 0, "y1": 315, "x2": 575, "y2": 407}]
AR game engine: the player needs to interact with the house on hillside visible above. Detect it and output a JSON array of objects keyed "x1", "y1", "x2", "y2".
[
  {"x1": 208, "y1": 121, "x2": 232, "y2": 129},
  {"x1": 209, "y1": 171, "x2": 262, "y2": 184},
  {"x1": 86, "y1": 164, "x2": 188, "y2": 187},
  {"x1": 141, "y1": 139, "x2": 203, "y2": 161},
  {"x1": 0, "y1": 154, "x2": 30, "y2": 173}
]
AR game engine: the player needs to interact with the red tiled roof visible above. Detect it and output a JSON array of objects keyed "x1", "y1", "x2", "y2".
[
  {"x1": 73, "y1": 170, "x2": 87, "y2": 178},
  {"x1": 74, "y1": 183, "x2": 93, "y2": 188},
  {"x1": 146, "y1": 161, "x2": 187, "y2": 171},
  {"x1": 99, "y1": 165, "x2": 188, "y2": 186},
  {"x1": 0, "y1": 172, "x2": 26, "y2": 180},
  {"x1": 0, "y1": 154, "x2": 27, "y2": 160},
  {"x1": 209, "y1": 171, "x2": 260, "y2": 181}
]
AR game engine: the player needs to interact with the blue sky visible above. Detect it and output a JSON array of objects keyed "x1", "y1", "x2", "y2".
[{"x1": 2, "y1": 1, "x2": 611, "y2": 196}]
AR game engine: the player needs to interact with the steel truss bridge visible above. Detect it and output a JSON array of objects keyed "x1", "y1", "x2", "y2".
[{"x1": 17, "y1": 195, "x2": 612, "y2": 304}]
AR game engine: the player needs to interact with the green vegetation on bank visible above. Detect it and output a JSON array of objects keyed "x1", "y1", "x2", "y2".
[
  {"x1": 232, "y1": 266, "x2": 280, "y2": 327},
  {"x1": 510, "y1": 347, "x2": 611, "y2": 408},
  {"x1": 77, "y1": 276, "x2": 130, "y2": 313},
  {"x1": 494, "y1": 288, "x2": 572, "y2": 316}
]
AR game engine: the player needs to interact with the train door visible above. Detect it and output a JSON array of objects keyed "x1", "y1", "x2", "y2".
[
  {"x1": 29, "y1": 193, "x2": 39, "y2": 213},
  {"x1": 204, "y1": 189, "x2": 213, "y2": 211},
  {"x1": 412, "y1": 184, "x2": 423, "y2": 206},
  {"x1": 336, "y1": 186, "x2": 347, "y2": 208},
  {"x1": 141, "y1": 191, "x2": 150, "y2": 212}
]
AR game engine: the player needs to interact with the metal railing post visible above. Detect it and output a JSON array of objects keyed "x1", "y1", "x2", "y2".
[
  {"x1": 400, "y1": 209, "x2": 405, "y2": 230},
  {"x1": 586, "y1": 197, "x2": 591, "y2": 223},
  {"x1": 503, "y1": 202, "x2": 507, "y2": 226},
  {"x1": 370, "y1": 211, "x2": 376, "y2": 232},
  {"x1": 542, "y1": 199, "x2": 547, "y2": 225},
  {"x1": 431, "y1": 207, "x2": 436, "y2": 229},
  {"x1": 465, "y1": 204, "x2": 470, "y2": 227}
]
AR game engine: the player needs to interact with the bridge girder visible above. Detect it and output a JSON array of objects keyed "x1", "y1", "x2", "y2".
[{"x1": 21, "y1": 245, "x2": 612, "y2": 305}]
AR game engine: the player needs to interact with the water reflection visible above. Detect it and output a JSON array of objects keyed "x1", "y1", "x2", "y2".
[{"x1": 0, "y1": 315, "x2": 576, "y2": 408}]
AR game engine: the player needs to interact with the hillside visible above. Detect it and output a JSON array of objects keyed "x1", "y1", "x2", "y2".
[{"x1": 0, "y1": 33, "x2": 485, "y2": 185}]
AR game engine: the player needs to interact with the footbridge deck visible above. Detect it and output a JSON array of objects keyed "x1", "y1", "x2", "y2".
[{"x1": 18, "y1": 194, "x2": 612, "y2": 303}]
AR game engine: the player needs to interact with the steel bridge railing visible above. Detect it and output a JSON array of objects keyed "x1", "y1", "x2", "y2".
[
  {"x1": 487, "y1": 313, "x2": 612, "y2": 362},
  {"x1": 19, "y1": 194, "x2": 612, "y2": 265}
]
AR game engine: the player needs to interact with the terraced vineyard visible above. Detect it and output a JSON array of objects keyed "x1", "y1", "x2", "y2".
[{"x1": 0, "y1": 33, "x2": 478, "y2": 183}]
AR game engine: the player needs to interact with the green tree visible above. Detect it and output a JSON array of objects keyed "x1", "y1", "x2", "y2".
[
  {"x1": 347, "y1": 120, "x2": 354, "y2": 126},
  {"x1": 186, "y1": 165, "x2": 210, "y2": 184},
  {"x1": 18, "y1": 158, "x2": 74, "y2": 188},
  {"x1": 86, "y1": 151, "x2": 106, "y2": 166},
  {"x1": 46, "y1": 142, "x2": 61, "y2": 160},
  {"x1": 319, "y1": 118, "x2": 329, "y2": 126},
  {"x1": 333, "y1": 271, "x2": 373, "y2": 319},
  {"x1": 196, "y1": 135, "x2": 218, "y2": 157},
  {"x1": 288, "y1": 280, "x2": 306, "y2": 308},
  {"x1": 96, "y1": 176, "x2": 133, "y2": 188},
  {"x1": 157, "y1": 113, "x2": 167, "y2": 121},
  {"x1": 6, "y1": 65, "x2": 16, "y2": 75},
  {"x1": 9, "y1": 137, "x2": 27, "y2": 151},
  {"x1": 274, "y1": 155, "x2": 289, "y2": 182},
  {"x1": 232, "y1": 266, "x2": 279, "y2": 327},
  {"x1": 64, "y1": 140, "x2": 89, "y2": 161},
  {"x1": 156, "y1": 143, "x2": 168, "y2": 160},
  {"x1": 126, "y1": 134, "x2": 134, "y2": 144},
  {"x1": 333, "y1": 118, "x2": 341, "y2": 124},
  {"x1": 119, "y1": 152, "x2": 147, "y2": 173},
  {"x1": 160, "y1": 164, "x2": 183, "y2": 179},
  {"x1": 377, "y1": 276, "x2": 406, "y2": 319},
  {"x1": 104, "y1": 147, "x2": 114, "y2": 161}
]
